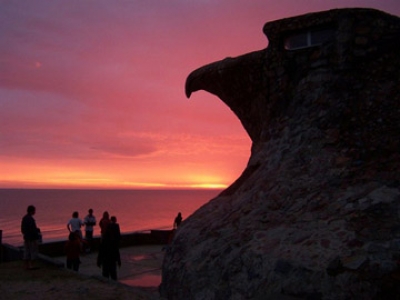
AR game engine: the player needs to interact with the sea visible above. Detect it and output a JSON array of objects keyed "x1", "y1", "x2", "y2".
[{"x1": 0, "y1": 188, "x2": 222, "y2": 246}]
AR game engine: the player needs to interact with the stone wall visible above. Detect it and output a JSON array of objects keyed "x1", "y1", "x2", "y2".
[{"x1": 161, "y1": 8, "x2": 400, "y2": 299}]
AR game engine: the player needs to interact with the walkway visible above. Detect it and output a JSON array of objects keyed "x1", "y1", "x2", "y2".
[{"x1": 55, "y1": 245, "x2": 165, "y2": 290}]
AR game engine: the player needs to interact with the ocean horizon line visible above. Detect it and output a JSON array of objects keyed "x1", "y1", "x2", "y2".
[{"x1": 0, "y1": 187, "x2": 224, "y2": 191}]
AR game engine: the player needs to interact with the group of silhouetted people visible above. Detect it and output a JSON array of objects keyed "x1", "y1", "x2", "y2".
[
  {"x1": 64, "y1": 209, "x2": 121, "y2": 279},
  {"x1": 22, "y1": 205, "x2": 182, "y2": 279},
  {"x1": 65, "y1": 210, "x2": 94, "y2": 272}
]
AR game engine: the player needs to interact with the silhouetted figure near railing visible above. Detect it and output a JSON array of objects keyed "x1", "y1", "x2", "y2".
[
  {"x1": 83, "y1": 208, "x2": 96, "y2": 252},
  {"x1": 99, "y1": 211, "x2": 110, "y2": 240},
  {"x1": 173, "y1": 212, "x2": 182, "y2": 229},
  {"x1": 21, "y1": 205, "x2": 40, "y2": 270},
  {"x1": 67, "y1": 211, "x2": 83, "y2": 239},
  {"x1": 65, "y1": 231, "x2": 82, "y2": 271},
  {"x1": 97, "y1": 216, "x2": 121, "y2": 280}
]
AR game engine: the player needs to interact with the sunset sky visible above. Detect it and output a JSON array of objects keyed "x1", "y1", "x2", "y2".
[{"x1": 1, "y1": 0, "x2": 400, "y2": 189}]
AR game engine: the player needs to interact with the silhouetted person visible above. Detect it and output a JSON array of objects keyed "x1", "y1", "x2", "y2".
[
  {"x1": 67, "y1": 211, "x2": 83, "y2": 239},
  {"x1": 99, "y1": 211, "x2": 110, "y2": 239},
  {"x1": 173, "y1": 212, "x2": 182, "y2": 229},
  {"x1": 21, "y1": 205, "x2": 40, "y2": 270},
  {"x1": 97, "y1": 216, "x2": 121, "y2": 280},
  {"x1": 83, "y1": 208, "x2": 96, "y2": 252},
  {"x1": 65, "y1": 231, "x2": 82, "y2": 271},
  {"x1": 106, "y1": 216, "x2": 121, "y2": 243}
]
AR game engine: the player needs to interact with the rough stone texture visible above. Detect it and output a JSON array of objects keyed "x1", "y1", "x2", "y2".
[{"x1": 161, "y1": 8, "x2": 400, "y2": 299}]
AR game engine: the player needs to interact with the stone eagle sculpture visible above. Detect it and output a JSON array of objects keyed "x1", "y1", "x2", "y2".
[{"x1": 161, "y1": 8, "x2": 400, "y2": 299}]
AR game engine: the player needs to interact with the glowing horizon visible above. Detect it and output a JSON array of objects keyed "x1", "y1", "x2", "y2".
[{"x1": 0, "y1": 170, "x2": 232, "y2": 190}]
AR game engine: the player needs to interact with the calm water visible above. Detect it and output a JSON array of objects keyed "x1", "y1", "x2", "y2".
[{"x1": 0, "y1": 189, "x2": 221, "y2": 246}]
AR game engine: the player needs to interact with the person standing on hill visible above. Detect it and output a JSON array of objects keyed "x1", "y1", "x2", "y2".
[
  {"x1": 67, "y1": 211, "x2": 83, "y2": 239},
  {"x1": 173, "y1": 212, "x2": 183, "y2": 229},
  {"x1": 65, "y1": 231, "x2": 82, "y2": 271},
  {"x1": 21, "y1": 205, "x2": 40, "y2": 270},
  {"x1": 106, "y1": 216, "x2": 121, "y2": 245},
  {"x1": 83, "y1": 208, "x2": 96, "y2": 252},
  {"x1": 99, "y1": 211, "x2": 110, "y2": 239},
  {"x1": 97, "y1": 216, "x2": 121, "y2": 280}
]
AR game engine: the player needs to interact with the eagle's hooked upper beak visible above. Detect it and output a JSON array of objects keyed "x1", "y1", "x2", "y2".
[{"x1": 184, "y1": 50, "x2": 266, "y2": 142}]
